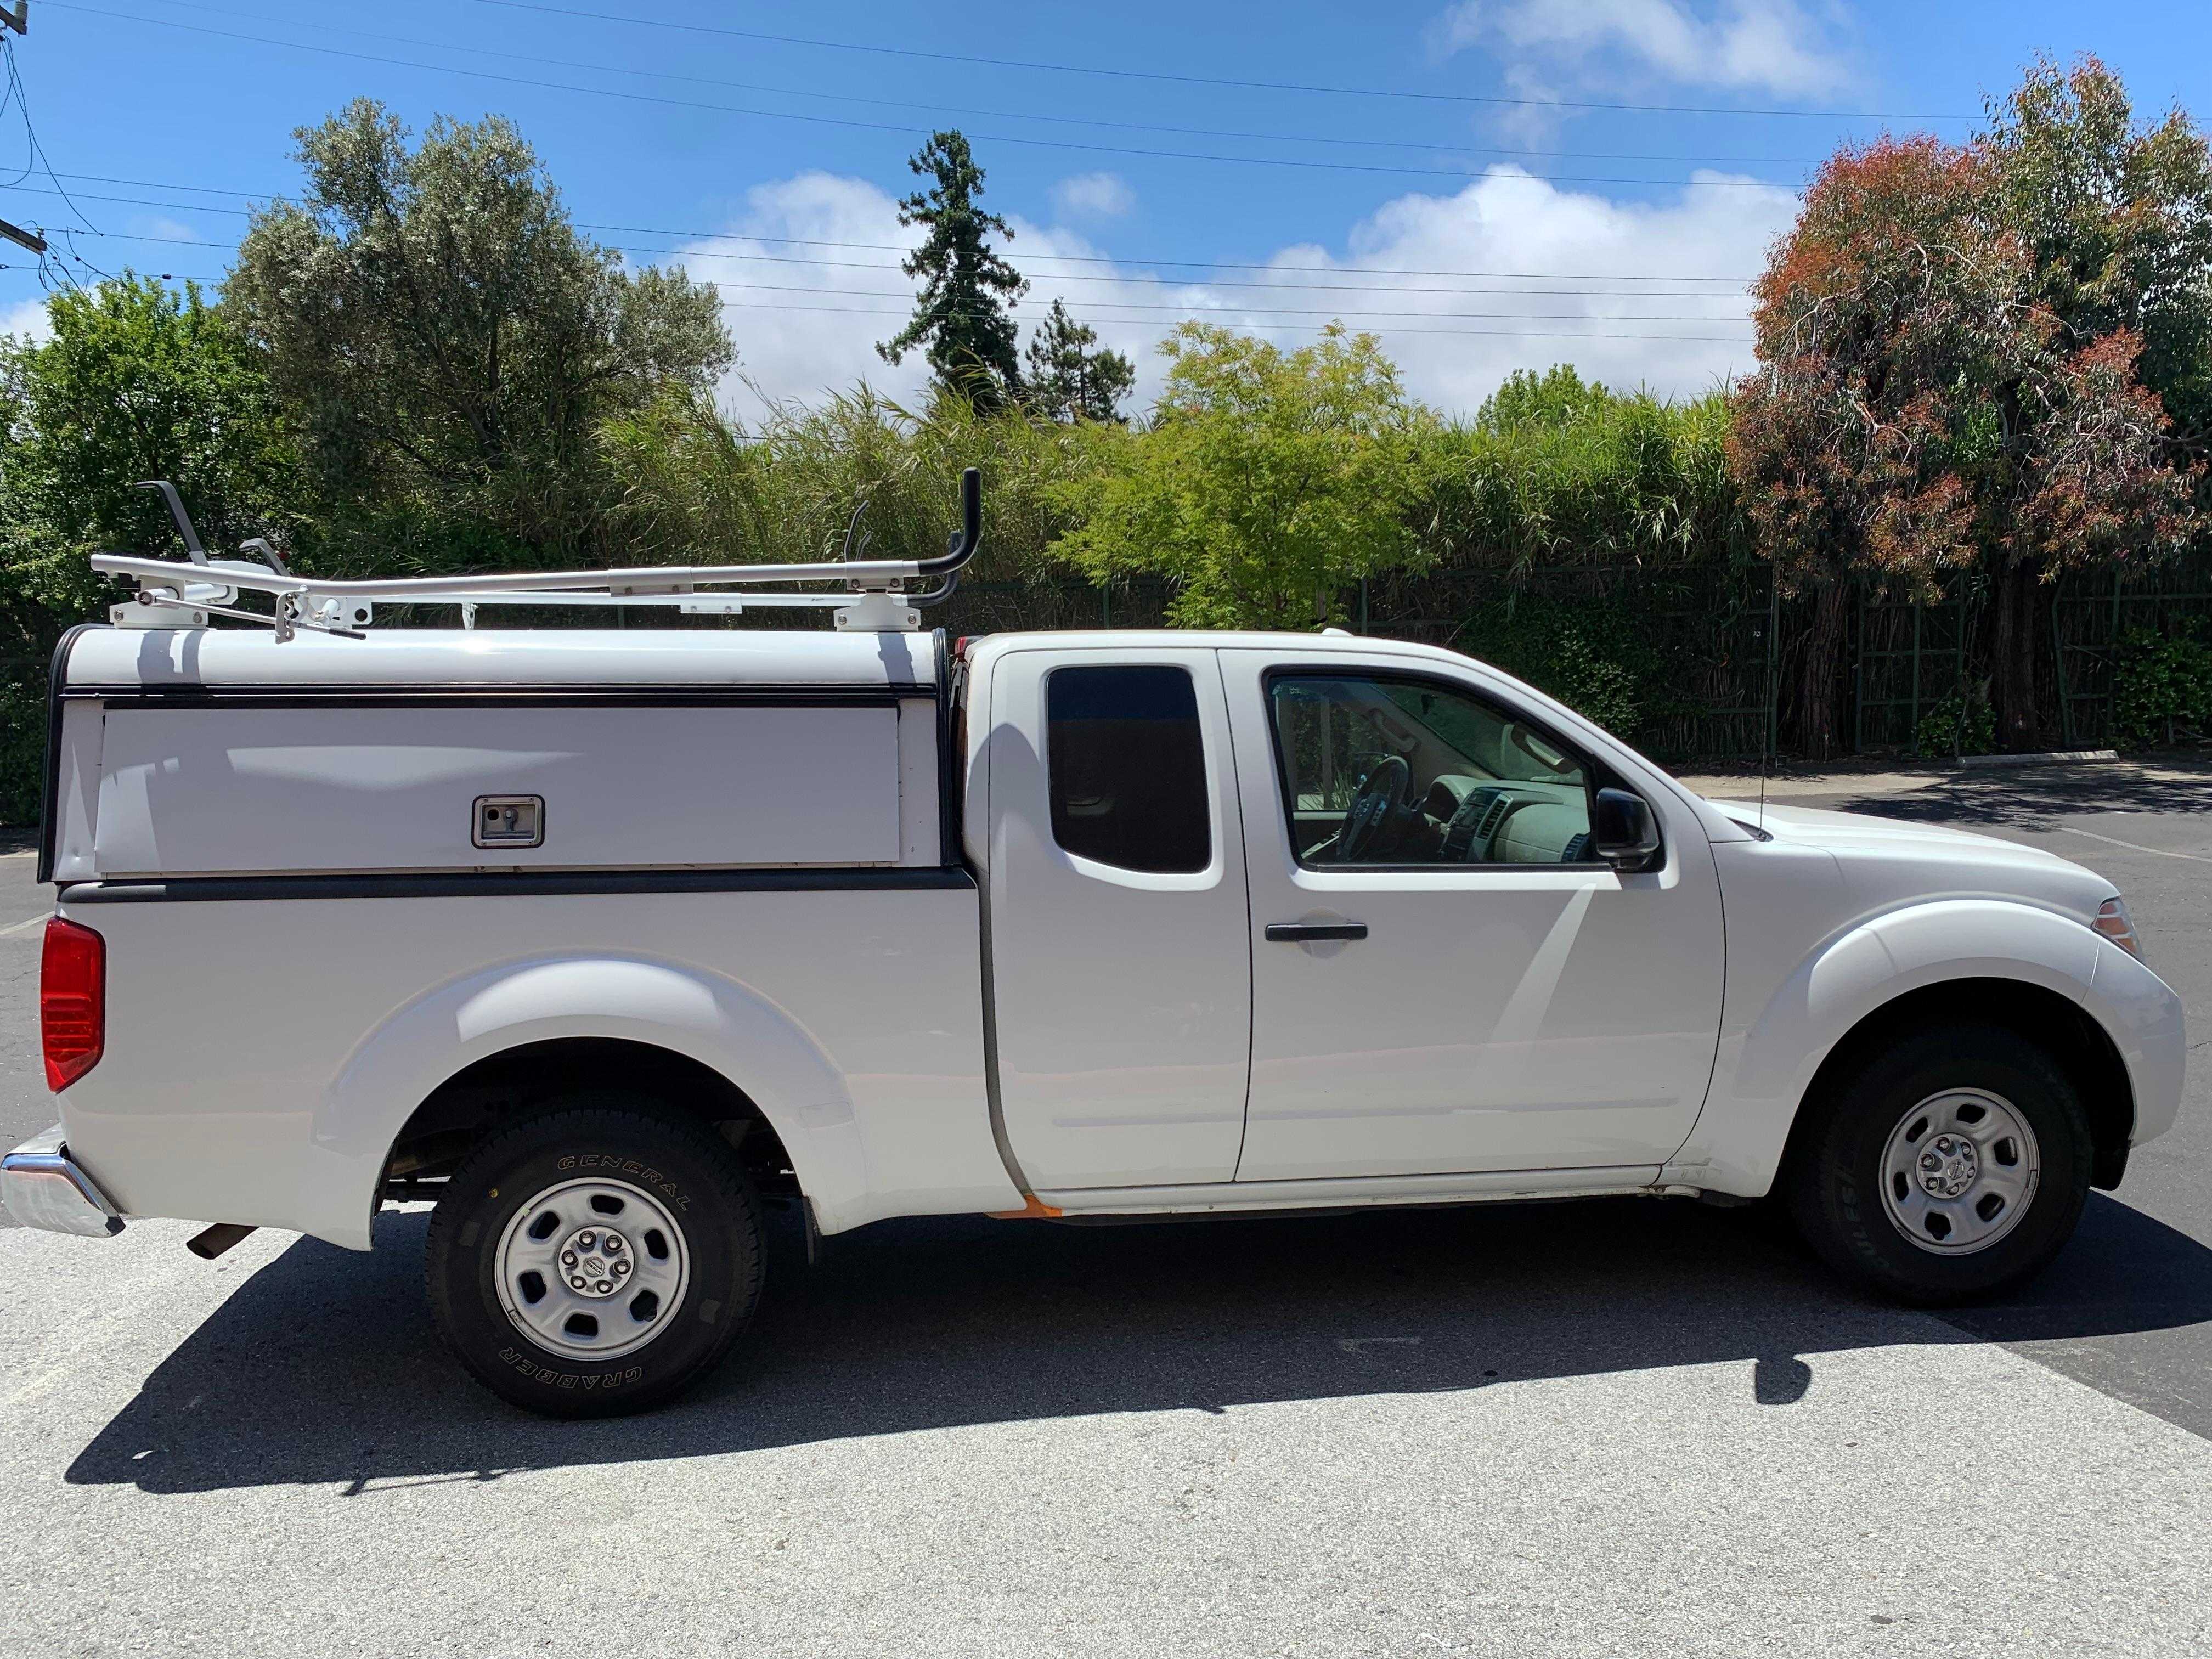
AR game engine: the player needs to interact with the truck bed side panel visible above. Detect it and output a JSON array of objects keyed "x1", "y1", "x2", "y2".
[{"x1": 53, "y1": 881, "x2": 1012, "y2": 1246}]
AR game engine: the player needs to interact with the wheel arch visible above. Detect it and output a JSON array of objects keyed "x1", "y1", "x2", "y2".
[
  {"x1": 385, "y1": 1036, "x2": 804, "y2": 1203},
  {"x1": 308, "y1": 953, "x2": 870, "y2": 1249},
  {"x1": 1680, "y1": 898, "x2": 2150, "y2": 1199},
  {"x1": 1776, "y1": 977, "x2": 2135, "y2": 1193}
]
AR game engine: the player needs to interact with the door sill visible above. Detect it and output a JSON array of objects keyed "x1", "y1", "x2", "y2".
[{"x1": 1030, "y1": 1165, "x2": 1668, "y2": 1218}]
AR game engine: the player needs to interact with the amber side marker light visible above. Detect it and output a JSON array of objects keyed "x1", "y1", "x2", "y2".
[
  {"x1": 41, "y1": 917, "x2": 105, "y2": 1091},
  {"x1": 2092, "y1": 896, "x2": 2143, "y2": 962}
]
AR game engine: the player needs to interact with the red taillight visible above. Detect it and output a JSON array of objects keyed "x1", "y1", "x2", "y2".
[{"x1": 41, "y1": 917, "x2": 104, "y2": 1092}]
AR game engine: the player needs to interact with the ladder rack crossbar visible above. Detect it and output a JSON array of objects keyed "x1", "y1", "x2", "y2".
[
  {"x1": 89, "y1": 467, "x2": 981, "y2": 637},
  {"x1": 91, "y1": 550, "x2": 944, "y2": 602}
]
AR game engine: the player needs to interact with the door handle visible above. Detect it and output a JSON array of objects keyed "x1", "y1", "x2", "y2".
[{"x1": 1265, "y1": 922, "x2": 1368, "y2": 943}]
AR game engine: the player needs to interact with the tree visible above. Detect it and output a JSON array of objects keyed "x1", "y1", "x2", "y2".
[
  {"x1": 1052, "y1": 322, "x2": 1429, "y2": 628},
  {"x1": 0, "y1": 275, "x2": 301, "y2": 636},
  {"x1": 1728, "y1": 120, "x2": 2200, "y2": 755},
  {"x1": 226, "y1": 99, "x2": 731, "y2": 563},
  {"x1": 0, "y1": 276, "x2": 303, "y2": 819},
  {"x1": 1022, "y1": 298, "x2": 1135, "y2": 423},
  {"x1": 1982, "y1": 58, "x2": 2212, "y2": 460},
  {"x1": 878, "y1": 131, "x2": 1027, "y2": 413},
  {"x1": 1475, "y1": 364, "x2": 1615, "y2": 433}
]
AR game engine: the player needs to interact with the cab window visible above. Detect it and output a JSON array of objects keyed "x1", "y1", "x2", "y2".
[
  {"x1": 1268, "y1": 673, "x2": 1596, "y2": 867},
  {"x1": 1048, "y1": 665, "x2": 1211, "y2": 874}
]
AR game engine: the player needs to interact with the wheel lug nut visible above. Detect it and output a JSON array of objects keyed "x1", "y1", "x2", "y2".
[
  {"x1": 595, "y1": 1280, "x2": 612, "y2": 1294},
  {"x1": 561, "y1": 1251, "x2": 577, "y2": 1266},
  {"x1": 614, "y1": 1260, "x2": 629, "y2": 1276},
  {"x1": 569, "y1": 1276, "x2": 586, "y2": 1290},
  {"x1": 603, "y1": 1236, "x2": 621, "y2": 1253},
  {"x1": 579, "y1": 1231, "x2": 595, "y2": 1248}
]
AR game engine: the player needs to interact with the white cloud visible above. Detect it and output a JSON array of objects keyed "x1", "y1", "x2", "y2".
[
  {"x1": 674, "y1": 171, "x2": 934, "y2": 416},
  {"x1": 0, "y1": 295, "x2": 51, "y2": 344},
  {"x1": 680, "y1": 165, "x2": 1797, "y2": 422},
  {"x1": 128, "y1": 215, "x2": 200, "y2": 246},
  {"x1": 1048, "y1": 172, "x2": 1136, "y2": 221},
  {"x1": 1434, "y1": 0, "x2": 1853, "y2": 99}
]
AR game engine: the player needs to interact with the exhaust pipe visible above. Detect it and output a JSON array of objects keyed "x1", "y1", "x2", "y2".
[{"x1": 187, "y1": 1222, "x2": 257, "y2": 1260}]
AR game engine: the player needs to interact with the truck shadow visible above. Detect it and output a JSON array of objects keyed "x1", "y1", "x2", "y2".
[{"x1": 65, "y1": 1191, "x2": 2212, "y2": 1496}]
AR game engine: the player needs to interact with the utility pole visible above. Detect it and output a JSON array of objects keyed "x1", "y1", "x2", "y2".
[{"x1": 0, "y1": 5, "x2": 41, "y2": 257}]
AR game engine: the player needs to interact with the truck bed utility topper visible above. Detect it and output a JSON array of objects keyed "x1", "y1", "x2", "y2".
[{"x1": 2, "y1": 466, "x2": 2186, "y2": 1419}]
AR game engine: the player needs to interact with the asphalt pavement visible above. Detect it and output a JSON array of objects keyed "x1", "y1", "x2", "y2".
[{"x1": 1, "y1": 760, "x2": 2208, "y2": 1657}]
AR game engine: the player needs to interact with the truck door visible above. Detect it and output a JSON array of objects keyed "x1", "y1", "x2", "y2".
[
  {"x1": 980, "y1": 645, "x2": 1252, "y2": 1189},
  {"x1": 1220, "y1": 651, "x2": 1725, "y2": 1182}
]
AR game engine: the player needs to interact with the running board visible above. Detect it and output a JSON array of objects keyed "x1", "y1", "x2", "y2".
[{"x1": 1029, "y1": 1166, "x2": 1677, "y2": 1219}]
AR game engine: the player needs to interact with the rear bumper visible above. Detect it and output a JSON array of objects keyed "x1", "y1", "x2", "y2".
[{"x1": 1, "y1": 1125, "x2": 126, "y2": 1238}]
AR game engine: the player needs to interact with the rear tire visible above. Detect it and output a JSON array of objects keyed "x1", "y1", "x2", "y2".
[
  {"x1": 426, "y1": 1099, "x2": 764, "y2": 1417},
  {"x1": 1786, "y1": 1023, "x2": 2092, "y2": 1305}
]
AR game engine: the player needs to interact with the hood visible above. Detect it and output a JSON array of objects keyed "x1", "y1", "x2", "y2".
[
  {"x1": 1703, "y1": 799, "x2": 2115, "y2": 919},
  {"x1": 1704, "y1": 800, "x2": 2058, "y2": 860}
]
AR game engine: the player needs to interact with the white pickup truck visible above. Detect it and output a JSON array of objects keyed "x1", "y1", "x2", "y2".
[{"x1": 3, "y1": 473, "x2": 2186, "y2": 1417}]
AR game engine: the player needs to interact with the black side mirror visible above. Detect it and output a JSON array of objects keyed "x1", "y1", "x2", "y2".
[{"x1": 1593, "y1": 787, "x2": 1662, "y2": 872}]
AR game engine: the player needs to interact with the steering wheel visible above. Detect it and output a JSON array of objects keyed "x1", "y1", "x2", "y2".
[{"x1": 1336, "y1": 754, "x2": 1411, "y2": 862}]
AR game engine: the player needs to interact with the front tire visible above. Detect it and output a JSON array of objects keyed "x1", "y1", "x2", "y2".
[
  {"x1": 1786, "y1": 1024, "x2": 2092, "y2": 1305},
  {"x1": 426, "y1": 1101, "x2": 764, "y2": 1417}
]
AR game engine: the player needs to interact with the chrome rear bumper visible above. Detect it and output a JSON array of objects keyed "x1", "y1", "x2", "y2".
[{"x1": 2, "y1": 1126, "x2": 126, "y2": 1238}]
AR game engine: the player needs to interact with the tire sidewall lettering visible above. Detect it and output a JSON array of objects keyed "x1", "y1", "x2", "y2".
[
  {"x1": 552, "y1": 1153, "x2": 689, "y2": 1209},
  {"x1": 497, "y1": 1346, "x2": 646, "y2": 1391}
]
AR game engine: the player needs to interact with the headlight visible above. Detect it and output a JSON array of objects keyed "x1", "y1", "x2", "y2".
[{"x1": 2092, "y1": 896, "x2": 2143, "y2": 961}]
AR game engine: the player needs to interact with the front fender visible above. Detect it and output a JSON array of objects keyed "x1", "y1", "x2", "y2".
[
  {"x1": 303, "y1": 954, "x2": 868, "y2": 1249},
  {"x1": 1677, "y1": 897, "x2": 2181, "y2": 1195}
]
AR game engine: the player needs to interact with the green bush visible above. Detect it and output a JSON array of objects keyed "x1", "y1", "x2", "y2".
[
  {"x1": 1914, "y1": 693, "x2": 1997, "y2": 757},
  {"x1": 2109, "y1": 629, "x2": 2212, "y2": 747},
  {"x1": 1457, "y1": 598, "x2": 1651, "y2": 737},
  {"x1": 0, "y1": 669, "x2": 45, "y2": 827}
]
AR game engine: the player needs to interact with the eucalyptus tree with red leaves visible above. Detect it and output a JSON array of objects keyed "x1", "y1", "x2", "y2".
[{"x1": 1727, "y1": 59, "x2": 2208, "y2": 755}]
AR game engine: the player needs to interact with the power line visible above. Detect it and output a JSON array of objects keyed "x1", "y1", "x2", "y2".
[
  {"x1": 3, "y1": 282, "x2": 1752, "y2": 344},
  {"x1": 8, "y1": 178, "x2": 1762, "y2": 286},
  {"x1": 474, "y1": 0, "x2": 1973, "y2": 123},
  {"x1": 126, "y1": 0, "x2": 1830, "y2": 171},
  {"x1": 64, "y1": 223, "x2": 1754, "y2": 307},
  {"x1": 54, "y1": 3, "x2": 1812, "y2": 190},
  {"x1": 33, "y1": 229, "x2": 1756, "y2": 326}
]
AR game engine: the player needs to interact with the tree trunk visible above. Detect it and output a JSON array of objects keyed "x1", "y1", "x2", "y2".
[
  {"x1": 1787, "y1": 581, "x2": 1850, "y2": 760},
  {"x1": 1990, "y1": 562, "x2": 2045, "y2": 751}
]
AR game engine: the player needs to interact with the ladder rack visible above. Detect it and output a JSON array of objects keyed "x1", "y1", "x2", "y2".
[{"x1": 90, "y1": 469, "x2": 981, "y2": 640}]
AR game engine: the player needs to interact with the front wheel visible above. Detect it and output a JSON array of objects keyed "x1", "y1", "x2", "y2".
[
  {"x1": 426, "y1": 1102, "x2": 764, "y2": 1417},
  {"x1": 1786, "y1": 1024, "x2": 2093, "y2": 1305}
]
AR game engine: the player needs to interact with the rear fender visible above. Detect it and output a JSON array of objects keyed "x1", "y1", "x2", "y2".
[{"x1": 307, "y1": 954, "x2": 864, "y2": 1249}]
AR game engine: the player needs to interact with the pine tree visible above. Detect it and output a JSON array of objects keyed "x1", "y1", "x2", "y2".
[
  {"x1": 878, "y1": 131, "x2": 1026, "y2": 411},
  {"x1": 1022, "y1": 298, "x2": 1137, "y2": 424}
]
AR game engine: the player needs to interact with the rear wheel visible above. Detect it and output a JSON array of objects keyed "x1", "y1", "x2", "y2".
[
  {"x1": 426, "y1": 1101, "x2": 764, "y2": 1417},
  {"x1": 1786, "y1": 1024, "x2": 2092, "y2": 1304}
]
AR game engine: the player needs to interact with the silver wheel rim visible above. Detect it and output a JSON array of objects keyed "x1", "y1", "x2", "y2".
[
  {"x1": 494, "y1": 1177, "x2": 691, "y2": 1361},
  {"x1": 1877, "y1": 1088, "x2": 2040, "y2": 1256}
]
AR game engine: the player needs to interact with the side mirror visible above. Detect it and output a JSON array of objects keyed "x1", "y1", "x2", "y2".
[{"x1": 1593, "y1": 787, "x2": 1662, "y2": 872}]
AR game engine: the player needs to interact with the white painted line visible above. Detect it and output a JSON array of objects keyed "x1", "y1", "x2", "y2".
[
  {"x1": 2056, "y1": 826, "x2": 2212, "y2": 864},
  {"x1": 0, "y1": 914, "x2": 50, "y2": 936}
]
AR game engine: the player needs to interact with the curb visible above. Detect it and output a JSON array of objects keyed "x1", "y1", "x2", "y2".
[{"x1": 1956, "y1": 749, "x2": 2118, "y2": 769}]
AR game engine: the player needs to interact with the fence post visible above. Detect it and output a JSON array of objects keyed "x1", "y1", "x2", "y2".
[
  {"x1": 1909, "y1": 600, "x2": 1923, "y2": 739},
  {"x1": 1852, "y1": 585, "x2": 1865, "y2": 754},
  {"x1": 1765, "y1": 567, "x2": 1780, "y2": 765},
  {"x1": 2052, "y1": 579, "x2": 2075, "y2": 749}
]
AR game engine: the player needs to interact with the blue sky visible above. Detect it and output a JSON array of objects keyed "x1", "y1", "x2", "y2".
[{"x1": 6, "y1": 0, "x2": 2211, "y2": 416}]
